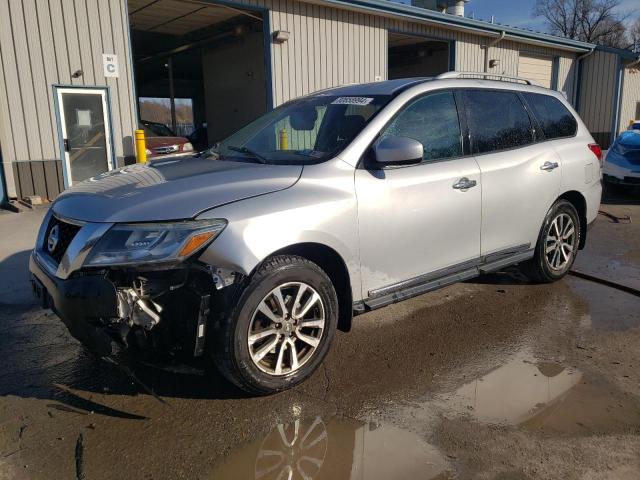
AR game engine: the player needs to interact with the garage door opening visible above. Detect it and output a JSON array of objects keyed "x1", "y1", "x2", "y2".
[
  {"x1": 129, "y1": 0, "x2": 269, "y2": 153},
  {"x1": 388, "y1": 32, "x2": 451, "y2": 80}
]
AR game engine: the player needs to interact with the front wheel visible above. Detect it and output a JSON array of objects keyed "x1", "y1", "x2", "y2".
[
  {"x1": 212, "y1": 255, "x2": 338, "y2": 395},
  {"x1": 522, "y1": 199, "x2": 581, "y2": 283}
]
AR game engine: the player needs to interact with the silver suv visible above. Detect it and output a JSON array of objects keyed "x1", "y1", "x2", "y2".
[{"x1": 30, "y1": 74, "x2": 602, "y2": 394}]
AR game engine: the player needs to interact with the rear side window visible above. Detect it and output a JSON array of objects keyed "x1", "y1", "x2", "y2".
[
  {"x1": 463, "y1": 90, "x2": 534, "y2": 154},
  {"x1": 522, "y1": 92, "x2": 577, "y2": 139},
  {"x1": 380, "y1": 90, "x2": 462, "y2": 162}
]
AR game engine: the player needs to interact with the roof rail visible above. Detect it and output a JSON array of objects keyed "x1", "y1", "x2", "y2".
[{"x1": 436, "y1": 71, "x2": 538, "y2": 86}]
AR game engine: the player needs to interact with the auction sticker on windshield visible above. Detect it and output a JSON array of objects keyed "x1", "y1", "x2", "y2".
[{"x1": 331, "y1": 97, "x2": 374, "y2": 105}]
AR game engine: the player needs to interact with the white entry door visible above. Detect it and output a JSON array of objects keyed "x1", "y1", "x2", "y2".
[{"x1": 55, "y1": 87, "x2": 114, "y2": 186}]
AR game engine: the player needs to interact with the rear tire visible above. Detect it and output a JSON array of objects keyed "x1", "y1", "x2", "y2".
[
  {"x1": 212, "y1": 255, "x2": 338, "y2": 395},
  {"x1": 522, "y1": 199, "x2": 581, "y2": 283}
]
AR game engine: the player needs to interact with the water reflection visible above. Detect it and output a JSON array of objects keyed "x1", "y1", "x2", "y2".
[
  {"x1": 437, "y1": 349, "x2": 581, "y2": 425},
  {"x1": 211, "y1": 416, "x2": 449, "y2": 480}
]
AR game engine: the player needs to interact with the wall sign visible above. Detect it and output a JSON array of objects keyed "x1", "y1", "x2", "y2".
[{"x1": 102, "y1": 54, "x2": 119, "y2": 78}]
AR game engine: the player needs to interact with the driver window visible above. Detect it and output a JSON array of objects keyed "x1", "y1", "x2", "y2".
[{"x1": 380, "y1": 91, "x2": 462, "y2": 162}]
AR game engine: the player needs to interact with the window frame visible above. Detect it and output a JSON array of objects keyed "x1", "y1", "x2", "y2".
[
  {"x1": 359, "y1": 86, "x2": 579, "y2": 170},
  {"x1": 519, "y1": 91, "x2": 578, "y2": 142},
  {"x1": 360, "y1": 88, "x2": 466, "y2": 170},
  {"x1": 458, "y1": 88, "x2": 539, "y2": 156}
]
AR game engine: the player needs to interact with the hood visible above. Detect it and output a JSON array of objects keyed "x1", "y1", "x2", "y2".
[
  {"x1": 146, "y1": 136, "x2": 189, "y2": 148},
  {"x1": 53, "y1": 158, "x2": 302, "y2": 223},
  {"x1": 619, "y1": 130, "x2": 640, "y2": 148}
]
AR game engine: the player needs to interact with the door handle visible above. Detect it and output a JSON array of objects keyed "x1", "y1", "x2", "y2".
[
  {"x1": 452, "y1": 177, "x2": 477, "y2": 190},
  {"x1": 63, "y1": 138, "x2": 70, "y2": 152},
  {"x1": 540, "y1": 161, "x2": 559, "y2": 171}
]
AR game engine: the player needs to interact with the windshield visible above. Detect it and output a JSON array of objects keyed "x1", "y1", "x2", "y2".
[
  {"x1": 142, "y1": 121, "x2": 175, "y2": 137},
  {"x1": 208, "y1": 94, "x2": 391, "y2": 164}
]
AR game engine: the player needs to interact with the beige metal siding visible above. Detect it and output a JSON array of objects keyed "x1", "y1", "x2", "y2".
[
  {"x1": 262, "y1": 1, "x2": 579, "y2": 107},
  {"x1": 267, "y1": 1, "x2": 387, "y2": 106},
  {"x1": 0, "y1": 0, "x2": 137, "y2": 199},
  {"x1": 518, "y1": 53, "x2": 553, "y2": 88},
  {"x1": 619, "y1": 66, "x2": 640, "y2": 132},
  {"x1": 578, "y1": 49, "x2": 618, "y2": 147}
]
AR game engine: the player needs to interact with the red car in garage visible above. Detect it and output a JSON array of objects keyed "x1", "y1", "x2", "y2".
[{"x1": 141, "y1": 120, "x2": 195, "y2": 158}]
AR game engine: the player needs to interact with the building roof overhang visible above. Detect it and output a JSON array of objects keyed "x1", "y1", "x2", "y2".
[{"x1": 313, "y1": 0, "x2": 596, "y2": 53}]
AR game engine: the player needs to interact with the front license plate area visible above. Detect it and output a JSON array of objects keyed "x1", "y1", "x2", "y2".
[{"x1": 31, "y1": 276, "x2": 49, "y2": 309}]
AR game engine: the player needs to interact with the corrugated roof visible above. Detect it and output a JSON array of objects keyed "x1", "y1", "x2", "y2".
[{"x1": 318, "y1": 0, "x2": 596, "y2": 52}]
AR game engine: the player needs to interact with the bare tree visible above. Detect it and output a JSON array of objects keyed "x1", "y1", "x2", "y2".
[
  {"x1": 629, "y1": 18, "x2": 640, "y2": 52},
  {"x1": 533, "y1": 0, "x2": 630, "y2": 48}
]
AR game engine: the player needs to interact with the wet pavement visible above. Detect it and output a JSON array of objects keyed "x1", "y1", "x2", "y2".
[{"x1": 1, "y1": 190, "x2": 639, "y2": 479}]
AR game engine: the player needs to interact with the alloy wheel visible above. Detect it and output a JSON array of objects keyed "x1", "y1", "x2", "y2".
[
  {"x1": 248, "y1": 282, "x2": 325, "y2": 376},
  {"x1": 545, "y1": 213, "x2": 576, "y2": 271}
]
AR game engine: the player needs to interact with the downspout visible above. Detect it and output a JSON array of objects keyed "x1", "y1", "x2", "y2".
[
  {"x1": 572, "y1": 47, "x2": 595, "y2": 110},
  {"x1": 484, "y1": 31, "x2": 505, "y2": 72}
]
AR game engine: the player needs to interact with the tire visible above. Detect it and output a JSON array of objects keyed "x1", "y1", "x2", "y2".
[
  {"x1": 212, "y1": 255, "x2": 338, "y2": 395},
  {"x1": 522, "y1": 199, "x2": 581, "y2": 283}
]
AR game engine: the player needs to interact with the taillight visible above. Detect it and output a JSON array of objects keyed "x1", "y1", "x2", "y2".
[{"x1": 588, "y1": 143, "x2": 603, "y2": 167}]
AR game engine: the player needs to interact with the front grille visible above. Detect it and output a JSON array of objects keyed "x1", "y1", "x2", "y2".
[
  {"x1": 153, "y1": 145, "x2": 179, "y2": 155},
  {"x1": 43, "y1": 216, "x2": 82, "y2": 264}
]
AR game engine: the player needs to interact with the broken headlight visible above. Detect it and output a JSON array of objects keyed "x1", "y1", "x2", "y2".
[{"x1": 84, "y1": 219, "x2": 227, "y2": 267}]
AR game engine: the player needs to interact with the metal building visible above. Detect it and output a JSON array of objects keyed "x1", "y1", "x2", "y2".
[{"x1": 0, "y1": 0, "x2": 638, "y2": 207}]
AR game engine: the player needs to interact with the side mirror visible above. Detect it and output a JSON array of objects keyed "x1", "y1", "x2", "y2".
[{"x1": 372, "y1": 136, "x2": 423, "y2": 166}]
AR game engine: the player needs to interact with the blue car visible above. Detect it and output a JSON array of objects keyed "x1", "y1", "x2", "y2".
[{"x1": 604, "y1": 130, "x2": 640, "y2": 187}]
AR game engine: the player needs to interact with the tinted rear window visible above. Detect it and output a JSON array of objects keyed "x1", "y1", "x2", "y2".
[
  {"x1": 522, "y1": 92, "x2": 577, "y2": 139},
  {"x1": 463, "y1": 90, "x2": 534, "y2": 154}
]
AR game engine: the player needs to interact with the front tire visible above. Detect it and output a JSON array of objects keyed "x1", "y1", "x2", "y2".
[
  {"x1": 523, "y1": 199, "x2": 580, "y2": 283},
  {"x1": 212, "y1": 255, "x2": 338, "y2": 395}
]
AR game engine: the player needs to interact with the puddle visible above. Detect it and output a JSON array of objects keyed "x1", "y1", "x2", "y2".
[
  {"x1": 434, "y1": 346, "x2": 640, "y2": 434},
  {"x1": 567, "y1": 276, "x2": 640, "y2": 331},
  {"x1": 210, "y1": 416, "x2": 450, "y2": 480},
  {"x1": 436, "y1": 349, "x2": 581, "y2": 425}
]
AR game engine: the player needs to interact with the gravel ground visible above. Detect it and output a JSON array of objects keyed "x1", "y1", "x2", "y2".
[{"x1": 0, "y1": 188, "x2": 638, "y2": 480}]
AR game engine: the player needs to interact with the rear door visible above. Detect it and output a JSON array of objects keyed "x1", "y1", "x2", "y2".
[
  {"x1": 461, "y1": 88, "x2": 562, "y2": 257},
  {"x1": 355, "y1": 90, "x2": 481, "y2": 298}
]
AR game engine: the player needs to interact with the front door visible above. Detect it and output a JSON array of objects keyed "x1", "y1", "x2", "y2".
[
  {"x1": 355, "y1": 90, "x2": 482, "y2": 299},
  {"x1": 55, "y1": 87, "x2": 113, "y2": 186}
]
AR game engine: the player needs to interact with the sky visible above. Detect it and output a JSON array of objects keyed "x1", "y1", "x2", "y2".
[{"x1": 394, "y1": 0, "x2": 639, "y2": 34}]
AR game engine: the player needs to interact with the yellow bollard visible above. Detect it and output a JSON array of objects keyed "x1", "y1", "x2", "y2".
[
  {"x1": 135, "y1": 129, "x2": 147, "y2": 164},
  {"x1": 279, "y1": 128, "x2": 289, "y2": 151}
]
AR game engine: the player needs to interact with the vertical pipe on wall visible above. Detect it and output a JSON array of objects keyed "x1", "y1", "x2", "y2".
[
  {"x1": 484, "y1": 31, "x2": 504, "y2": 73},
  {"x1": 573, "y1": 48, "x2": 595, "y2": 110}
]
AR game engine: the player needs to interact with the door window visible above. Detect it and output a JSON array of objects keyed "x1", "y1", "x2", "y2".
[
  {"x1": 522, "y1": 92, "x2": 577, "y2": 139},
  {"x1": 463, "y1": 90, "x2": 534, "y2": 154},
  {"x1": 380, "y1": 91, "x2": 462, "y2": 162}
]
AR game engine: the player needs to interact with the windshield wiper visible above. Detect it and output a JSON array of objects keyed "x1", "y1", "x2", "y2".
[{"x1": 226, "y1": 145, "x2": 267, "y2": 164}]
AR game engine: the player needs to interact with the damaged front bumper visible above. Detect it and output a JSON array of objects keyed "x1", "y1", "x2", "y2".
[{"x1": 30, "y1": 251, "x2": 222, "y2": 359}]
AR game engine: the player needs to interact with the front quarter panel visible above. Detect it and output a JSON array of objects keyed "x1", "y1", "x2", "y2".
[{"x1": 196, "y1": 158, "x2": 362, "y2": 300}]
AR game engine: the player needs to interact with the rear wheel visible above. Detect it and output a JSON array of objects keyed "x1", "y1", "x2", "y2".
[
  {"x1": 522, "y1": 199, "x2": 580, "y2": 283},
  {"x1": 213, "y1": 255, "x2": 338, "y2": 395}
]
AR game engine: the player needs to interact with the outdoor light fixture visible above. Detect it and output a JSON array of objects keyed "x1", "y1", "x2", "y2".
[
  {"x1": 489, "y1": 59, "x2": 500, "y2": 68},
  {"x1": 273, "y1": 30, "x2": 290, "y2": 43},
  {"x1": 71, "y1": 70, "x2": 83, "y2": 78}
]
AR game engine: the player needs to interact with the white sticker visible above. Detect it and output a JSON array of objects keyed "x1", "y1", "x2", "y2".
[
  {"x1": 331, "y1": 96, "x2": 374, "y2": 105},
  {"x1": 76, "y1": 109, "x2": 92, "y2": 127},
  {"x1": 102, "y1": 53, "x2": 119, "y2": 78}
]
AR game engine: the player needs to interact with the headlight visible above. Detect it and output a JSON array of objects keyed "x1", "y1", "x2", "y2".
[
  {"x1": 182, "y1": 142, "x2": 194, "y2": 152},
  {"x1": 84, "y1": 219, "x2": 227, "y2": 267}
]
